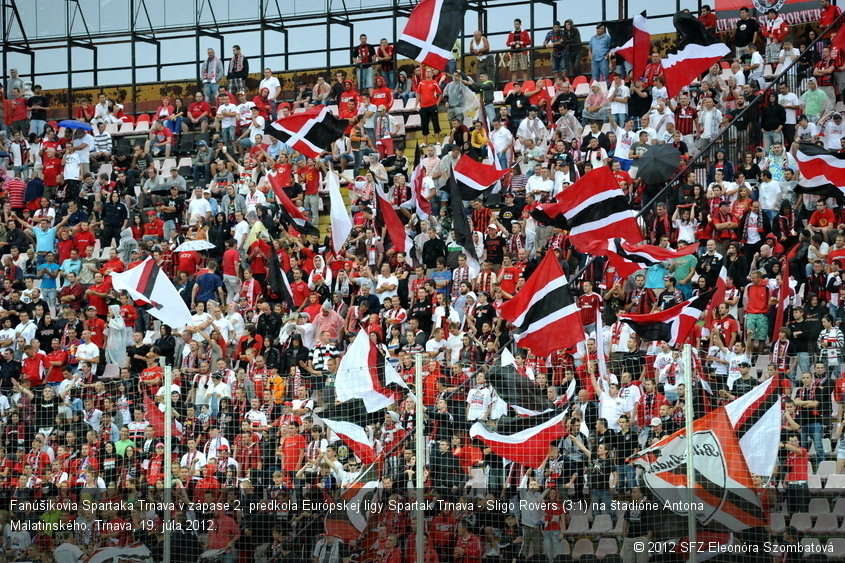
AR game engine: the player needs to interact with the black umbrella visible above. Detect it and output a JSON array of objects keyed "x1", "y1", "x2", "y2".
[{"x1": 635, "y1": 144, "x2": 682, "y2": 185}]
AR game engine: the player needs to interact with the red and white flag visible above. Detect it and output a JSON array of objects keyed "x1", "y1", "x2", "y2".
[
  {"x1": 265, "y1": 106, "x2": 348, "y2": 158},
  {"x1": 619, "y1": 290, "x2": 714, "y2": 346},
  {"x1": 335, "y1": 329, "x2": 410, "y2": 412},
  {"x1": 111, "y1": 257, "x2": 192, "y2": 330},
  {"x1": 499, "y1": 251, "x2": 584, "y2": 357},
  {"x1": 395, "y1": 0, "x2": 466, "y2": 71},
  {"x1": 470, "y1": 408, "x2": 569, "y2": 467},
  {"x1": 453, "y1": 154, "x2": 511, "y2": 200},
  {"x1": 320, "y1": 399, "x2": 380, "y2": 465},
  {"x1": 587, "y1": 238, "x2": 699, "y2": 279},
  {"x1": 375, "y1": 184, "x2": 413, "y2": 257},
  {"x1": 615, "y1": 11, "x2": 650, "y2": 81},
  {"x1": 629, "y1": 376, "x2": 781, "y2": 530},
  {"x1": 661, "y1": 42, "x2": 730, "y2": 98}
]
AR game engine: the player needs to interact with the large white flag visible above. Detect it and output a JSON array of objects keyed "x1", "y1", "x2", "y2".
[
  {"x1": 111, "y1": 257, "x2": 193, "y2": 330},
  {"x1": 335, "y1": 329, "x2": 409, "y2": 412},
  {"x1": 327, "y1": 171, "x2": 353, "y2": 255}
]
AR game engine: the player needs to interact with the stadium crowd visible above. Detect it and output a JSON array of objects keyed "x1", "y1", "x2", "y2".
[{"x1": 0, "y1": 2, "x2": 843, "y2": 563}]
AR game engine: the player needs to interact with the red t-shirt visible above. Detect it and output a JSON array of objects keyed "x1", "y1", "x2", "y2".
[
  {"x1": 280, "y1": 434, "x2": 306, "y2": 472},
  {"x1": 85, "y1": 317, "x2": 107, "y2": 348},
  {"x1": 811, "y1": 208, "x2": 836, "y2": 228},
  {"x1": 42, "y1": 157, "x2": 62, "y2": 187},
  {"x1": 143, "y1": 219, "x2": 164, "y2": 238},
  {"x1": 785, "y1": 446, "x2": 809, "y2": 482},
  {"x1": 221, "y1": 248, "x2": 240, "y2": 277},
  {"x1": 299, "y1": 165, "x2": 320, "y2": 195},
  {"x1": 177, "y1": 251, "x2": 201, "y2": 276},
  {"x1": 87, "y1": 279, "x2": 112, "y2": 317},
  {"x1": 73, "y1": 230, "x2": 97, "y2": 255},
  {"x1": 22, "y1": 354, "x2": 48, "y2": 386},
  {"x1": 188, "y1": 101, "x2": 211, "y2": 118},
  {"x1": 370, "y1": 87, "x2": 393, "y2": 110},
  {"x1": 289, "y1": 280, "x2": 309, "y2": 308},
  {"x1": 417, "y1": 80, "x2": 442, "y2": 108},
  {"x1": 45, "y1": 350, "x2": 68, "y2": 384},
  {"x1": 207, "y1": 514, "x2": 241, "y2": 549},
  {"x1": 248, "y1": 240, "x2": 270, "y2": 275},
  {"x1": 273, "y1": 163, "x2": 294, "y2": 188},
  {"x1": 745, "y1": 281, "x2": 770, "y2": 315}
]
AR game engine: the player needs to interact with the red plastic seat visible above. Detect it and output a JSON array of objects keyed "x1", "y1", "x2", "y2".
[{"x1": 136, "y1": 113, "x2": 151, "y2": 123}]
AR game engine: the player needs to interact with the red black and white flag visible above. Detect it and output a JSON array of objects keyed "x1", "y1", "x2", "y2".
[
  {"x1": 587, "y1": 238, "x2": 699, "y2": 279},
  {"x1": 111, "y1": 257, "x2": 193, "y2": 330},
  {"x1": 499, "y1": 250, "x2": 584, "y2": 357},
  {"x1": 629, "y1": 376, "x2": 781, "y2": 530},
  {"x1": 319, "y1": 399, "x2": 382, "y2": 465},
  {"x1": 794, "y1": 143, "x2": 845, "y2": 203},
  {"x1": 267, "y1": 171, "x2": 320, "y2": 236},
  {"x1": 469, "y1": 408, "x2": 569, "y2": 467},
  {"x1": 395, "y1": 0, "x2": 467, "y2": 71},
  {"x1": 704, "y1": 264, "x2": 729, "y2": 329},
  {"x1": 335, "y1": 329, "x2": 410, "y2": 412},
  {"x1": 266, "y1": 106, "x2": 348, "y2": 159},
  {"x1": 531, "y1": 167, "x2": 643, "y2": 252},
  {"x1": 619, "y1": 290, "x2": 715, "y2": 346},
  {"x1": 486, "y1": 356, "x2": 555, "y2": 416},
  {"x1": 375, "y1": 184, "x2": 414, "y2": 257},
  {"x1": 323, "y1": 479, "x2": 381, "y2": 542},
  {"x1": 453, "y1": 154, "x2": 511, "y2": 200},
  {"x1": 661, "y1": 12, "x2": 729, "y2": 99},
  {"x1": 266, "y1": 248, "x2": 295, "y2": 308},
  {"x1": 614, "y1": 11, "x2": 650, "y2": 81}
]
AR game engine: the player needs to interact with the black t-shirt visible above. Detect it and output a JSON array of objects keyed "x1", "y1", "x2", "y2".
[
  {"x1": 498, "y1": 203, "x2": 523, "y2": 231},
  {"x1": 625, "y1": 502, "x2": 655, "y2": 537},
  {"x1": 34, "y1": 395, "x2": 61, "y2": 429},
  {"x1": 734, "y1": 17, "x2": 760, "y2": 47},
  {"x1": 162, "y1": 196, "x2": 185, "y2": 222},
  {"x1": 127, "y1": 344, "x2": 151, "y2": 375},
  {"x1": 483, "y1": 236, "x2": 507, "y2": 265},
  {"x1": 787, "y1": 320, "x2": 812, "y2": 353},
  {"x1": 27, "y1": 96, "x2": 48, "y2": 120},
  {"x1": 587, "y1": 456, "x2": 614, "y2": 489},
  {"x1": 409, "y1": 300, "x2": 433, "y2": 334}
]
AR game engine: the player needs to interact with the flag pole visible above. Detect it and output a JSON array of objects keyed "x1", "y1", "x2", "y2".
[
  {"x1": 682, "y1": 344, "x2": 697, "y2": 563},
  {"x1": 414, "y1": 352, "x2": 425, "y2": 563},
  {"x1": 163, "y1": 363, "x2": 173, "y2": 563}
]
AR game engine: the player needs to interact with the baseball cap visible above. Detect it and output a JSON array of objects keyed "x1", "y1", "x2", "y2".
[
  {"x1": 156, "y1": 442, "x2": 165, "y2": 448},
  {"x1": 197, "y1": 140, "x2": 207, "y2": 146},
  {"x1": 218, "y1": 444, "x2": 229, "y2": 451},
  {"x1": 650, "y1": 417, "x2": 662, "y2": 427}
]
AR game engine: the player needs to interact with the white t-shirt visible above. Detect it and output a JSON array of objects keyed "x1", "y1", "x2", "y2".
[
  {"x1": 73, "y1": 134, "x2": 95, "y2": 163},
  {"x1": 375, "y1": 274, "x2": 398, "y2": 302},
  {"x1": 248, "y1": 116, "x2": 266, "y2": 143},
  {"x1": 63, "y1": 152, "x2": 81, "y2": 181},
  {"x1": 54, "y1": 542, "x2": 84, "y2": 563},
  {"x1": 259, "y1": 76, "x2": 282, "y2": 100},
  {"x1": 217, "y1": 103, "x2": 238, "y2": 128},
  {"x1": 609, "y1": 84, "x2": 630, "y2": 114},
  {"x1": 187, "y1": 197, "x2": 212, "y2": 225},
  {"x1": 778, "y1": 92, "x2": 801, "y2": 124}
]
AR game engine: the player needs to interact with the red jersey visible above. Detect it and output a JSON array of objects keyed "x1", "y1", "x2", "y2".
[
  {"x1": 45, "y1": 350, "x2": 68, "y2": 384},
  {"x1": 221, "y1": 248, "x2": 240, "y2": 276},
  {"x1": 785, "y1": 446, "x2": 809, "y2": 482},
  {"x1": 188, "y1": 101, "x2": 211, "y2": 118},
  {"x1": 289, "y1": 280, "x2": 309, "y2": 308},
  {"x1": 498, "y1": 266, "x2": 522, "y2": 296},
  {"x1": 273, "y1": 162, "x2": 294, "y2": 188},
  {"x1": 577, "y1": 292, "x2": 602, "y2": 327},
  {"x1": 6, "y1": 179, "x2": 25, "y2": 210},
  {"x1": 417, "y1": 80, "x2": 442, "y2": 108},
  {"x1": 298, "y1": 165, "x2": 320, "y2": 195},
  {"x1": 42, "y1": 157, "x2": 62, "y2": 187},
  {"x1": 85, "y1": 317, "x2": 107, "y2": 348},
  {"x1": 87, "y1": 279, "x2": 112, "y2": 317},
  {"x1": 22, "y1": 354, "x2": 48, "y2": 386},
  {"x1": 73, "y1": 230, "x2": 97, "y2": 255},
  {"x1": 370, "y1": 87, "x2": 393, "y2": 110},
  {"x1": 279, "y1": 434, "x2": 306, "y2": 472},
  {"x1": 177, "y1": 251, "x2": 202, "y2": 276},
  {"x1": 142, "y1": 219, "x2": 164, "y2": 238}
]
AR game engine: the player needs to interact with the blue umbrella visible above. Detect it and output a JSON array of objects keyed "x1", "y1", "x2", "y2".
[{"x1": 57, "y1": 119, "x2": 93, "y2": 132}]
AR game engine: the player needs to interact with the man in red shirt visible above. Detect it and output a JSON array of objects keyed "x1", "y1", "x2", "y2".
[
  {"x1": 221, "y1": 239, "x2": 241, "y2": 305},
  {"x1": 177, "y1": 250, "x2": 202, "y2": 277},
  {"x1": 85, "y1": 272, "x2": 112, "y2": 317},
  {"x1": 289, "y1": 268, "x2": 310, "y2": 309},
  {"x1": 84, "y1": 306, "x2": 107, "y2": 349},
  {"x1": 142, "y1": 210, "x2": 165, "y2": 242},
  {"x1": 21, "y1": 345, "x2": 48, "y2": 387},
  {"x1": 809, "y1": 199, "x2": 836, "y2": 243},
  {"x1": 45, "y1": 338, "x2": 69, "y2": 384},
  {"x1": 73, "y1": 222, "x2": 97, "y2": 255},
  {"x1": 298, "y1": 157, "x2": 321, "y2": 218},
  {"x1": 744, "y1": 270, "x2": 773, "y2": 360},
  {"x1": 697, "y1": 5, "x2": 716, "y2": 34},
  {"x1": 497, "y1": 255, "x2": 523, "y2": 299},
  {"x1": 453, "y1": 521, "x2": 482, "y2": 563},
  {"x1": 140, "y1": 351, "x2": 163, "y2": 396},
  {"x1": 41, "y1": 148, "x2": 63, "y2": 192},
  {"x1": 782, "y1": 433, "x2": 809, "y2": 513},
  {"x1": 247, "y1": 234, "x2": 271, "y2": 286},
  {"x1": 144, "y1": 120, "x2": 174, "y2": 158},
  {"x1": 370, "y1": 74, "x2": 393, "y2": 110},
  {"x1": 9, "y1": 89, "x2": 28, "y2": 134},
  {"x1": 278, "y1": 422, "x2": 306, "y2": 479},
  {"x1": 416, "y1": 67, "x2": 443, "y2": 143},
  {"x1": 640, "y1": 52, "x2": 663, "y2": 87},
  {"x1": 187, "y1": 91, "x2": 211, "y2": 133},
  {"x1": 577, "y1": 280, "x2": 602, "y2": 335}
]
